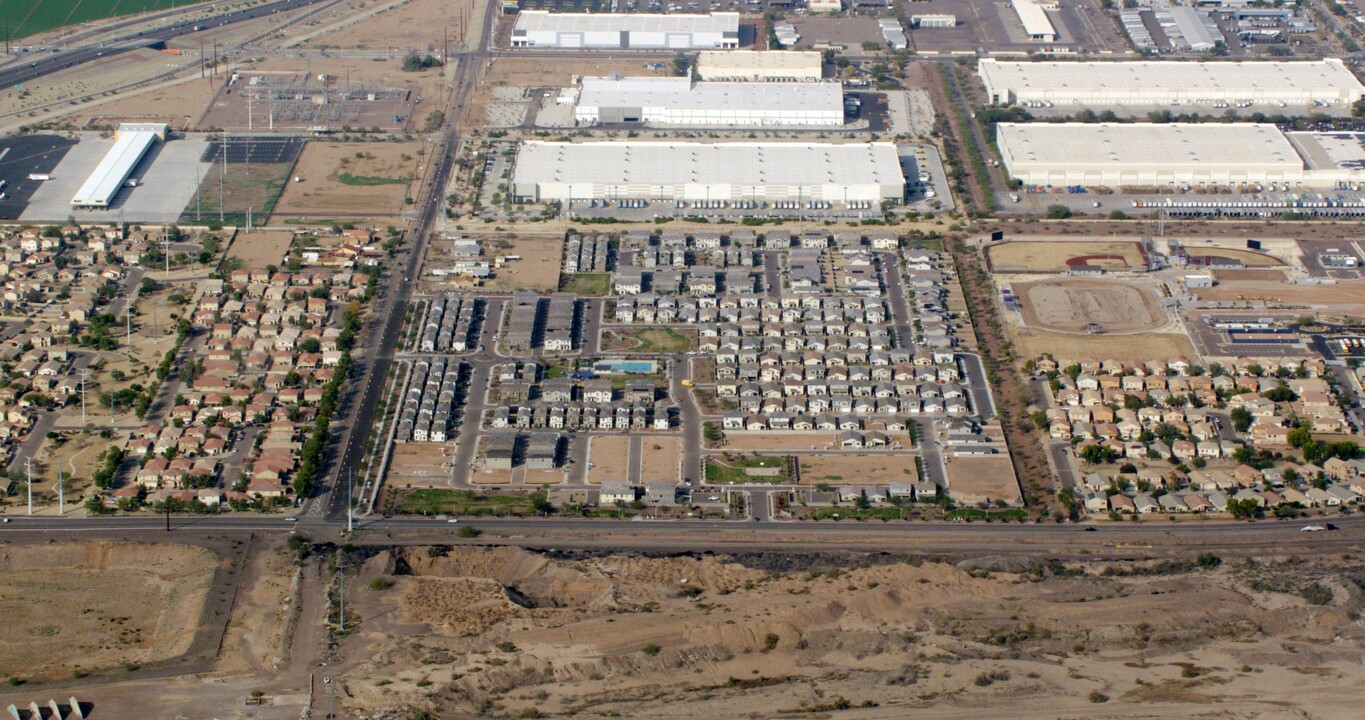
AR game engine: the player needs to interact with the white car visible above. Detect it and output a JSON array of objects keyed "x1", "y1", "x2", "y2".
[
  {"x1": 447, "y1": 518, "x2": 460, "y2": 523},
  {"x1": 1301, "y1": 524, "x2": 1325, "y2": 532}
]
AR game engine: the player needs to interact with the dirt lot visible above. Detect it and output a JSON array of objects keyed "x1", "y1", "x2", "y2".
[
  {"x1": 587, "y1": 436, "x2": 633, "y2": 484},
  {"x1": 271, "y1": 141, "x2": 428, "y2": 222},
  {"x1": 799, "y1": 453, "x2": 918, "y2": 485},
  {"x1": 715, "y1": 432, "x2": 842, "y2": 452},
  {"x1": 0, "y1": 541, "x2": 216, "y2": 680},
  {"x1": 1195, "y1": 280, "x2": 1365, "y2": 312},
  {"x1": 987, "y1": 239, "x2": 1147, "y2": 273},
  {"x1": 27, "y1": 432, "x2": 105, "y2": 509},
  {"x1": 226, "y1": 230, "x2": 294, "y2": 271},
  {"x1": 45, "y1": 76, "x2": 219, "y2": 131},
  {"x1": 386, "y1": 443, "x2": 452, "y2": 489},
  {"x1": 477, "y1": 237, "x2": 562, "y2": 292},
  {"x1": 1016, "y1": 278, "x2": 1167, "y2": 334},
  {"x1": 1007, "y1": 326, "x2": 1197, "y2": 363},
  {"x1": 0, "y1": 48, "x2": 197, "y2": 120},
  {"x1": 335, "y1": 545, "x2": 1365, "y2": 719},
  {"x1": 639, "y1": 438, "x2": 681, "y2": 483},
  {"x1": 945, "y1": 455, "x2": 1022, "y2": 505},
  {"x1": 295, "y1": 0, "x2": 484, "y2": 50},
  {"x1": 1214, "y1": 268, "x2": 1287, "y2": 283}
]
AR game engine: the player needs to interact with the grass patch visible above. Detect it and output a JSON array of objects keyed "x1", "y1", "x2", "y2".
[
  {"x1": 705, "y1": 456, "x2": 788, "y2": 484},
  {"x1": 180, "y1": 162, "x2": 294, "y2": 226},
  {"x1": 558, "y1": 272, "x2": 612, "y2": 296},
  {"x1": 807, "y1": 506, "x2": 905, "y2": 520},
  {"x1": 629, "y1": 328, "x2": 691, "y2": 353},
  {"x1": 393, "y1": 489, "x2": 534, "y2": 516},
  {"x1": 336, "y1": 173, "x2": 411, "y2": 186}
]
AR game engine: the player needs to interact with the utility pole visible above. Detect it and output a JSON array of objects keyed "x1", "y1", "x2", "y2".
[
  {"x1": 26, "y1": 458, "x2": 32, "y2": 516},
  {"x1": 79, "y1": 369, "x2": 89, "y2": 424},
  {"x1": 338, "y1": 559, "x2": 345, "y2": 631},
  {"x1": 347, "y1": 467, "x2": 354, "y2": 533},
  {"x1": 166, "y1": 500, "x2": 171, "y2": 532},
  {"x1": 161, "y1": 236, "x2": 172, "y2": 275},
  {"x1": 220, "y1": 131, "x2": 227, "y2": 223},
  {"x1": 199, "y1": 40, "x2": 205, "y2": 79},
  {"x1": 57, "y1": 471, "x2": 63, "y2": 515}
]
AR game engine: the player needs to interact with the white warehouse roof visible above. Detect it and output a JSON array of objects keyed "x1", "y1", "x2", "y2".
[
  {"x1": 996, "y1": 122, "x2": 1365, "y2": 189},
  {"x1": 1012, "y1": 0, "x2": 1057, "y2": 41},
  {"x1": 513, "y1": 140, "x2": 905, "y2": 203},
  {"x1": 71, "y1": 123, "x2": 167, "y2": 208},
  {"x1": 695, "y1": 50, "x2": 823, "y2": 81},
  {"x1": 513, "y1": 10, "x2": 739, "y2": 35},
  {"x1": 979, "y1": 58, "x2": 1365, "y2": 106},
  {"x1": 576, "y1": 76, "x2": 843, "y2": 121}
]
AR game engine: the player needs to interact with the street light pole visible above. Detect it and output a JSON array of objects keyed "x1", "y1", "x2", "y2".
[
  {"x1": 26, "y1": 458, "x2": 32, "y2": 515},
  {"x1": 79, "y1": 369, "x2": 89, "y2": 424}
]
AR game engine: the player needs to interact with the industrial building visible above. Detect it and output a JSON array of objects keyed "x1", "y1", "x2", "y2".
[
  {"x1": 510, "y1": 11, "x2": 740, "y2": 49},
  {"x1": 979, "y1": 58, "x2": 1365, "y2": 107},
  {"x1": 1011, "y1": 0, "x2": 1057, "y2": 41},
  {"x1": 572, "y1": 76, "x2": 843, "y2": 127},
  {"x1": 695, "y1": 50, "x2": 823, "y2": 82},
  {"x1": 70, "y1": 123, "x2": 167, "y2": 208},
  {"x1": 996, "y1": 123, "x2": 1365, "y2": 190},
  {"x1": 912, "y1": 14, "x2": 957, "y2": 28},
  {"x1": 512, "y1": 140, "x2": 905, "y2": 205}
]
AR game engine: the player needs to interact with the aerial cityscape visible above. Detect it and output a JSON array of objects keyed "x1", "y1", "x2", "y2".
[{"x1": 0, "y1": 0, "x2": 1364, "y2": 717}]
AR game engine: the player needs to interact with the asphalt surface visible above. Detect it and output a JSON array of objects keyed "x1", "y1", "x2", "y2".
[{"x1": 0, "y1": 0, "x2": 325, "y2": 90}]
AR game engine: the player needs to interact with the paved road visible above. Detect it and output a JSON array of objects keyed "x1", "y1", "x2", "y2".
[
  {"x1": 958, "y1": 353, "x2": 997, "y2": 420},
  {"x1": 0, "y1": 0, "x2": 327, "y2": 90},
  {"x1": 878, "y1": 250, "x2": 916, "y2": 353},
  {"x1": 318, "y1": 0, "x2": 497, "y2": 522},
  {"x1": 763, "y1": 251, "x2": 782, "y2": 297},
  {"x1": 914, "y1": 418, "x2": 945, "y2": 489}
]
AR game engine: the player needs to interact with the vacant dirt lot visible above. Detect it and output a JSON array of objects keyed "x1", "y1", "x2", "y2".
[
  {"x1": 0, "y1": 541, "x2": 216, "y2": 680},
  {"x1": 799, "y1": 453, "x2": 918, "y2": 484},
  {"x1": 52, "y1": 76, "x2": 219, "y2": 131},
  {"x1": 387, "y1": 443, "x2": 451, "y2": 489},
  {"x1": 587, "y1": 436, "x2": 633, "y2": 484},
  {"x1": 226, "y1": 230, "x2": 293, "y2": 271},
  {"x1": 639, "y1": 438, "x2": 681, "y2": 483},
  {"x1": 945, "y1": 455, "x2": 1022, "y2": 505},
  {"x1": 481, "y1": 237, "x2": 562, "y2": 292},
  {"x1": 1008, "y1": 326, "x2": 1196, "y2": 363},
  {"x1": 1017, "y1": 279, "x2": 1166, "y2": 334},
  {"x1": 988, "y1": 239, "x2": 1146, "y2": 273},
  {"x1": 1195, "y1": 280, "x2": 1365, "y2": 312},
  {"x1": 337, "y1": 546, "x2": 1365, "y2": 719},
  {"x1": 271, "y1": 141, "x2": 428, "y2": 222},
  {"x1": 716, "y1": 432, "x2": 841, "y2": 452}
]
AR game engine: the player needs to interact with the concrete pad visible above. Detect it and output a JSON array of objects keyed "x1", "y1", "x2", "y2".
[{"x1": 21, "y1": 133, "x2": 212, "y2": 223}]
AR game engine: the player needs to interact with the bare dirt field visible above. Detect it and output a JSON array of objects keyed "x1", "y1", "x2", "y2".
[
  {"x1": 29, "y1": 432, "x2": 105, "y2": 509},
  {"x1": 211, "y1": 537, "x2": 295, "y2": 678},
  {"x1": 799, "y1": 453, "x2": 918, "y2": 485},
  {"x1": 479, "y1": 237, "x2": 563, "y2": 292},
  {"x1": 0, "y1": 48, "x2": 197, "y2": 119},
  {"x1": 523, "y1": 469, "x2": 564, "y2": 487},
  {"x1": 1016, "y1": 279, "x2": 1167, "y2": 334},
  {"x1": 1195, "y1": 280, "x2": 1365, "y2": 310},
  {"x1": 945, "y1": 455, "x2": 1022, "y2": 505},
  {"x1": 1214, "y1": 268, "x2": 1287, "y2": 283},
  {"x1": 335, "y1": 545, "x2": 1365, "y2": 719},
  {"x1": 0, "y1": 541, "x2": 216, "y2": 680},
  {"x1": 387, "y1": 443, "x2": 451, "y2": 489},
  {"x1": 296, "y1": 0, "x2": 483, "y2": 50},
  {"x1": 987, "y1": 239, "x2": 1147, "y2": 273},
  {"x1": 639, "y1": 438, "x2": 681, "y2": 483},
  {"x1": 587, "y1": 436, "x2": 633, "y2": 484},
  {"x1": 1008, "y1": 326, "x2": 1196, "y2": 363},
  {"x1": 45, "y1": 76, "x2": 219, "y2": 131},
  {"x1": 715, "y1": 432, "x2": 842, "y2": 452},
  {"x1": 226, "y1": 230, "x2": 294, "y2": 271},
  {"x1": 270, "y1": 141, "x2": 428, "y2": 222},
  {"x1": 470, "y1": 468, "x2": 516, "y2": 485}
]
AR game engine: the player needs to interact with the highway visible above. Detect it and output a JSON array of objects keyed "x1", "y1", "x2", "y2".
[{"x1": 0, "y1": 0, "x2": 326, "y2": 90}]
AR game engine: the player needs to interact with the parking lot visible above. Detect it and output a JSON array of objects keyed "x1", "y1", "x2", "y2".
[
  {"x1": 1011, "y1": 188, "x2": 1365, "y2": 219},
  {"x1": 21, "y1": 133, "x2": 212, "y2": 223},
  {"x1": 0, "y1": 135, "x2": 78, "y2": 220}
]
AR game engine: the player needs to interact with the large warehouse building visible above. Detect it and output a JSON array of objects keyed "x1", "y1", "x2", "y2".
[
  {"x1": 996, "y1": 122, "x2": 1365, "y2": 189},
  {"x1": 510, "y1": 11, "x2": 740, "y2": 49},
  {"x1": 70, "y1": 123, "x2": 167, "y2": 209},
  {"x1": 695, "y1": 50, "x2": 823, "y2": 82},
  {"x1": 1012, "y1": 0, "x2": 1058, "y2": 41},
  {"x1": 512, "y1": 141, "x2": 905, "y2": 204},
  {"x1": 573, "y1": 76, "x2": 843, "y2": 127},
  {"x1": 979, "y1": 58, "x2": 1365, "y2": 107}
]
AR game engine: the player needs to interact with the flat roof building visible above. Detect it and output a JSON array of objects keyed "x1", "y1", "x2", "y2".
[
  {"x1": 511, "y1": 11, "x2": 740, "y2": 49},
  {"x1": 695, "y1": 50, "x2": 823, "y2": 82},
  {"x1": 997, "y1": 122, "x2": 1365, "y2": 190},
  {"x1": 71, "y1": 123, "x2": 167, "y2": 209},
  {"x1": 512, "y1": 140, "x2": 905, "y2": 205},
  {"x1": 1012, "y1": 0, "x2": 1058, "y2": 41},
  {"x1": 573, "y1": 76, "x2": 843, "y2": 127},
  {"x1": 979, "y1": 58, "x2": 1365, "y2": 108}
]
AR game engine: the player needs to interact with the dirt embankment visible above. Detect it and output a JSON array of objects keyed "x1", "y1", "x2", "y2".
[{"x1": 337, "y1": 547, "x2": 1365, "y2": 719}]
